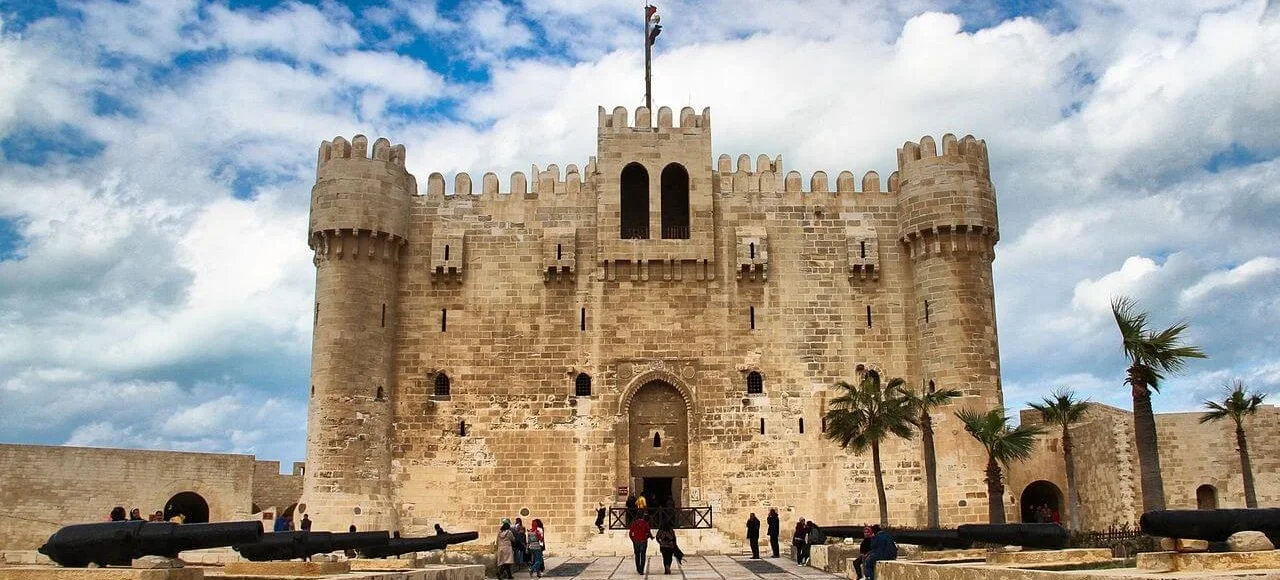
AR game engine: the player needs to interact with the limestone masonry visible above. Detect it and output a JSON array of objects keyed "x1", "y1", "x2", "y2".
[{"x1": 301, "y1": 105, "x2": 1005, "y2": 542}]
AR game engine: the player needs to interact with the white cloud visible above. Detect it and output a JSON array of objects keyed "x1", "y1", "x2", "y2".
[{"x1": 1180, "y1": 257, "x2": 1280, "y2": 306}]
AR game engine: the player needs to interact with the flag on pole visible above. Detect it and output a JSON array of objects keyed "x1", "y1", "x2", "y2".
[{"x1": 647, "y1": 5, "x2": 662, "y2": 46}]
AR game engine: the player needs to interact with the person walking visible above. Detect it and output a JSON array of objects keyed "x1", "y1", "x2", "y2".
[
  {"x1": 655, "y1": 520, "x2": 683, "y2": 574},
  {"x1": 628, "y1": 513, "x2": 653, "y2": 574},
  {"x1": 792, "y1": 518, "x2": 807, "y2": 564},
  {"x1": 746, "y1": 513, "x2": 761, "y2": 559},
  {"x1": 525, "y1": 519, "x2": 545, "y2": 578},
  {"x1": 512, "y1": 518, "x2": 527, "y2": 571},
  {"x1": 766, "y1": 508, "x2": 781, "y2": 558},
  {"x1": 863, "y1": 525, "x2": 897, "y2": 580},
  {"x1": 496, "y1": 521, "x2": 515, "y2": 580},
  {"x1": 595, "y1": 503, "x2": 607, "y2": 534}
]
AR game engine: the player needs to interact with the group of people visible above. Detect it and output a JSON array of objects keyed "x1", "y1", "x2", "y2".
[
  {"x1": 744, "y1": 509, "x2": 783, "y2": 559},
  {"x1": 495, "y1": 517, "x2": 546, "y2": 579},
  {"x1": 627, "y1": 512, "x2": 684, "y2": 575},
  {"x1": 850, "y1": 525, "x2": 897, "y2": 580},
  {"x1": 108, "y1": 506, "x2": 174, "y2": 523},
  {"x1": 273, "y1": 513, "x2": 312, "y2": 532},
  {"x1": 1026, "y1": 504, "x2": 1061, "y2": 524}
]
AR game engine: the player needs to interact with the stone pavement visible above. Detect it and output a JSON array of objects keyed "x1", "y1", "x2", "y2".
[{"x1": 530, "y1": 555, "x2": 842, "y2": 580}]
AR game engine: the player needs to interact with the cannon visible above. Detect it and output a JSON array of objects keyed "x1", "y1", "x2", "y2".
[
  {"x1": 957, "y1": 523, "x2": 1070, "y2": 549},
  {"x1": 818, "y1": 526, "x2": 973, "y2": 549},
  {"x1": 38, "y1": 520, "x2": 263, "y2": 567},
  {"x1": 233, "y1": 530, "x2": 390, "y2": 561},
  {"x1": 358, "y1": 531, "x2": 480, "y2": 559},
  {"x1": 1141, "y1": 508, "x2": 1280, "y2": 545}
]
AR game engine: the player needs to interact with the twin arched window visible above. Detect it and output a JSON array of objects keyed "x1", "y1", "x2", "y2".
[{"x1": 620, "y1": 163, "x2": 689, "y2": 240}]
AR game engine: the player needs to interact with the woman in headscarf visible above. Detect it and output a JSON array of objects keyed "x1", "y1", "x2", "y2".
[
  {"x1": 526, "y1": 519, "x2": 546, "y2": 578},
  {"x1": 496, "y1": 520, "x2": 515, "y2": 579}
]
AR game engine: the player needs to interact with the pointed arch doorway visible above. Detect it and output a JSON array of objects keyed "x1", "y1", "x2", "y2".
[{"x1": 626, "y1": 379, "x2": 689, "y2": 510}]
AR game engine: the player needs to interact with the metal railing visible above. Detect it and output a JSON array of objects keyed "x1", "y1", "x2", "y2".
[
  {"x1": 621, "y1": 227, "x2": 650, "y2": 240},
  {"x1": 608, "y1": 506, "x2": 713, "y2": 530},
  {"x1": 661, "y1": 225, "x2": 690, "y2": 239}
]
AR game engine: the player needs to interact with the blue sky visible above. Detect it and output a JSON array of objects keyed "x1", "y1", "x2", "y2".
[{"x1": 1, "y1": 0, "x2": 1278, "y2": 470}]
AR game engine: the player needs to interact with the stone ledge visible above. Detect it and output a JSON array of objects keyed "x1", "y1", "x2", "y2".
[
  {"x1": 0, "y1": 567, "x2": 202, "y2": 580},
  {"x1": 349, "y1": 557, "x2": 424, "y2": 570},
  {"x1": 986, "y1": 548, "x2": 1112, "y2": 566},
  {"x1": 1137, "y1": 549, "x2": 1280, "y2": 572},
  {"x1": 222, "y1": 561, "x2": 350, "y2": 576}
]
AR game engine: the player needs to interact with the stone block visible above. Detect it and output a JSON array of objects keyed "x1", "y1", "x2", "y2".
[
  {"x1": 130, "y1": 556, "x2": 183, "y2": 569},
  {"x1": 985, "y1": 548, "x2": 1111, "y2": 566},
  {"x1": 222, "y1": 560, "x2": 351, "y2": 576},
  {"x1": 349, "y1": 556, "x2": 425, "y2": 569},
  {"x1": 1228, "y1": 531, "x2": 1276, "y2": 552},
  {"x1": 810, "y1": 543, "x2": 859, "y2": 572},
  {"x1": 1137, "y1": 549, "x2": 1280, "y2": 572},
  {"x1": 0, "y1": 568, "x2": 203, "y2": 580}
]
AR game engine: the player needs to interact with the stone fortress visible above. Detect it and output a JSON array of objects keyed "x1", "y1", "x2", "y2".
[{"x1": 301, "y1": 104, "x2": 1006, "y2": 542}]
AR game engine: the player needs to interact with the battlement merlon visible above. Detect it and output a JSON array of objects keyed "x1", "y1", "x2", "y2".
[
  {"x1": 895, "y1": 133, "x2": 999, "y2": 251},
  {"x1": 598, "y1": 105, "x2": 710, "y2": 133},
  {"x1": 423, "y1": 159, "x2": 598, "y2": 199},
  {"x1": 310, "y1": 134, "x2": 416, "y2": 253}
]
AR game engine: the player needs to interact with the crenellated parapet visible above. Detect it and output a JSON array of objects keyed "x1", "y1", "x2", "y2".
[
  {"x1": 598, "y1": 105, "x2": 710, "y2": 133},
  {"x1": 423, "y1": 158, "x2": 598, "y2": 200},
  {"x1": 310, "y1": 135, "x2": 415, "y2": 261},
  {"x1": 894, "y1": 134, "x2": 997, "y2": 259}
]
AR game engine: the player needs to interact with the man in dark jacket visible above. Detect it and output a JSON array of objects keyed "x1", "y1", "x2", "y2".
[
  {"x1": 746, "y1": 513, "x2": 761, "y2": 559},
  {"x1": 864, "y1": 525, "x2": 897, "y2": 580},
  {"x1": 766, "y1": 509, "x2": 780, "y2": 558}
]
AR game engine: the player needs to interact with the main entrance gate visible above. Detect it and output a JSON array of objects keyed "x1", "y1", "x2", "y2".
[{"x1": 614, "y1": 377, "x2": 710, "y2": 529}]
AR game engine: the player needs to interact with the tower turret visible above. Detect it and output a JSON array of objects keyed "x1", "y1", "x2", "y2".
[
  {"x1": 896, "y1": 134, "x2": 1001, "y2": 523},
  {"x1": 302, "y1": 135, "x2": 415, "y2": 532}
]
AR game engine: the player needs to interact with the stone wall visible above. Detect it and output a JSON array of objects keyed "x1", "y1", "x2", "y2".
[
  {"x1": 251, "y1": 460, "x2": 303, "y2": 515},
  {"x1": 0, "y1": 444, "x2": 256, "y2": 550}
]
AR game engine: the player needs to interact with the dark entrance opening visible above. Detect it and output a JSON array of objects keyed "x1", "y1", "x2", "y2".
[
  {"x1": 642, "y1": 477, "x2": 674, "y2": 509},
  {"x1": 1196, "y1": 484, "x2": 1218, "y2": 510},
  {"x1": 1019, "y1": 480, "x2": 1063, "y2": 523},
  {"x1": 620, "y1": 163, "x2": 649, "y2": 239},
  {"x1": 660, "y1": 163, "x2": 689, "y2": 239},
  {"x1": 164, "y1": 491, "x2": 210, "y2": 523}
]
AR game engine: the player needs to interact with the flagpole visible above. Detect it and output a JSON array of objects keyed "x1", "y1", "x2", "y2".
[{"x1": 644, "y1": 4, "x2": 652, "y2": 111}]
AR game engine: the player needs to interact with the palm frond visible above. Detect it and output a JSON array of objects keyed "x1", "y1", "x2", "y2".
[{"x1": 1029, "y1": 388, "x2": 1090, "y2": 427}]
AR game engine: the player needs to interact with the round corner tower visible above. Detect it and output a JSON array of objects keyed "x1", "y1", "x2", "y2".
[
  {"x1": 302, "y1": 134, "x2": 415, "y2": 532},
  {"x1": 895, "y1": 134, "x2": 1002, "y2": 523}
]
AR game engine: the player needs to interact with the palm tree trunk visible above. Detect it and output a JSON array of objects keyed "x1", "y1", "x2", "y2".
[
  {"x1": 872, "y1": 440, "x2": 889, "y2": 527},
  {"x1": 1131, "y1": 376, "x2": 1166, "y2": 512},
  {"x1": 1236, "y1": 423, "x2": 1257, "y2": 508},
  {"x1": 985, "y1": 456, "x2": 1005, "y2": 524},
  {"x1": 922, "y1": 411, "x2": 940, "y2": 529},
  {"x1": 1062, "y1": 425, "x2": 1081, "y2": 531}
]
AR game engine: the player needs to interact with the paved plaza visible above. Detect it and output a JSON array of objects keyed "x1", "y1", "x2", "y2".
[{"x1": 531, "y1": 555, "x2": 842, "y2": 580}]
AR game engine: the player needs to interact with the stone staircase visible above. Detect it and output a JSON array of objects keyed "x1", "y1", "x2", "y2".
[{"x1": 557, "y1": 527, "x2": 745, "y2": 558}]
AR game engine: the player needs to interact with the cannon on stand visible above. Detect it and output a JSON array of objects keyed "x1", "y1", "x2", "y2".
[
  {"x1": 958, "y1": 523, "x2": 1069, "y2": 549},
  {"x1": 1141, "y1": 508, "x2": 1280, "y2": 545},
  {"x1": 822, "y1": 525, "x2": 973, "y2": 549},
  {"x1": 233, "y1": 530, "x2": 390, "y2": 561},
  {"x1": 357, "y1": 532, "x2": 480, "y2": 559},
  {"x1": 38, "y1": 520, "x2": 263, "y2": 567}
]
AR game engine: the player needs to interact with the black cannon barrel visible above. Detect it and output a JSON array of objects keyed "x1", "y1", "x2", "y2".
[
  {"x1": 819, "y1": 526, "x2": 867, "y2": 539},
  {"x1": 234, "y1": 530, "x2": 391, "y2": 561},
  {"x1": 358, "y1": 532, "x2": 480, "y2": 559},
  {"x1": 38, "y1": 520, "x2": 263, "y2": 568},
  {"x1": 957, "y1": 523, "x2": 1069, "y2": 549},
  {"x1": 1141, "y1": 508, "x2": 1280, "y2": 544}
]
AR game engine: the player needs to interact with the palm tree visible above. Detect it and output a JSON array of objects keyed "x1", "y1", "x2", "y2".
[
  {"x1": 955, "y1": 407, "x2": 1046, "y2": 524},
  {"x1": 1200, "y1": 380, "x2": 1267, "y2": 508},
  {"x1": 1112, "y1": 296, "x2": 1207, "y2": 512},
  {"x1": 824, "y1": 371, "x2": 915, "y2": 527},
  {"x1": 903, "y1": 381, "x2": 962, "y2": 528},
  {"x1": 1029, "y1": 389, "x2": 1090, "y2": 530}
]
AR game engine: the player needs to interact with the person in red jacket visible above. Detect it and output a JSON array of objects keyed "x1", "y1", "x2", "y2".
[{"x1": 628, "y1": 514, "x2": 653, "y2": 574}]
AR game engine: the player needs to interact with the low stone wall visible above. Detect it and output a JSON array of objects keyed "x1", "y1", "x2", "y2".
[
  {"x1": 985, "y1": 548, "x2": 1111, "y2": 566},
  {"x1": 810, "y1": 543, "x2": 860, "y2": 572},
  {"x1": 0, "y1": 568, "x2": 203, "y2": 580},
  {"x1": 1137, "y1": 549, "x2": 1280, "y2": 572}
]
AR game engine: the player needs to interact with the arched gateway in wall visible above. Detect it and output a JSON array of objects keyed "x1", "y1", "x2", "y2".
[{"x1": 620, "y1": 372, "x2": 693, "y2": 509}]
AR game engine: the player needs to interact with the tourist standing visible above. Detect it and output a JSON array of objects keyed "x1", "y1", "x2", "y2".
[
  {"x1": 636, "y1": 493, "x2": 648, "y2": 520},
  {"x1": 766, "y1": 508, "x2": 780, "y2": 558},
  {"x1": 628, "y1": 513, "x2": 652, "y2": 574},
  {"x1": 512, "y1": 518, "x2": 527, "y2": 570},
  {"x1": 595, "y1": 503, "x2": 607, "y2": 534},
  {"x1": 300, "y1": 514, "x2": 313, "y2": 531},
  {"x1": 746, "y1": 513, "x2": 761, "y2": 559},
  {"x1": 863, "y1": 525, "x2": 897, "y2": 580},
  {"x1": 655, "y1": 520, "x2": 683, "y2": 574},
  {"x1": 274, "y1": 514, "x2": 290, "y2": 532},
  {"x1": 496, "y1": 521, "x2": 515, "y2": 580},
  {"x1": 526, "y1": 519, "x2": 545, "y2": 578},
  {"x1": 625, "y1": 494, "x2": 638, "y2": 524},
  {"x1": 792, "y1": 518, "x2": 807, "y2": 564},
  {"x1": 129, "y1": 508, "x2": 144, "y2": 521},
  {"x1": 109, "y1": 506, "x2": 127, "y2": 522}
]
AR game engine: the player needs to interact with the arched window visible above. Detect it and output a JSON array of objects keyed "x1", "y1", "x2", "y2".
[
  {"x1": 653, "y1": 432, "x2": 662, "y2": 447},
  {"x1": 620, "y1": 163, "x2": 649, "y2": 239},
  {"x1": 1196, "y1": 484, "x2": 1218, "y2": 510},
  {"x1": 434, "y1": 373, "x2": 451, "y2": 397},
  {"x1": 375, "y1": 386, "x2": 385, "y2": 401},
  {"x1": 661, "y1": 163, "x2": 690, "y2": 239},
  {"x1": 575, "y1": 373, "x2": 593, "y2": 397},
  {"x1": 746, "y1": 371, "x2": 764, "y2": 395}
]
